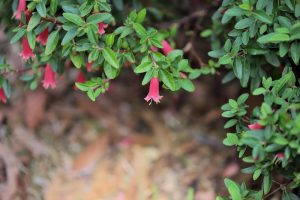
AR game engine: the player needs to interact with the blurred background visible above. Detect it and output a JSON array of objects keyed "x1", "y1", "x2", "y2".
[{"x1": 0, "y1": 0, "x2": 250, "y2": 200}]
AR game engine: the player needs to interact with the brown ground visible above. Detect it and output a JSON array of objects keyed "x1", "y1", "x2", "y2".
[{"x1": 0, "y1": 69, "x2": 246, "y2": 200}]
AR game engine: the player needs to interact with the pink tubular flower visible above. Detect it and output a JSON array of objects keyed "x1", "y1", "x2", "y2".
[
  {"x1": 74, "y1": 71, "x2": 86, "y2": 90},
  {"x1": 162, "y1": 40, "x2": 173, "y2": 55},
  {"x1": 248, "y1": 122, "x2": 263, "y2": 130},
  {"x1": 43, "y1": 64, "x2": 56, "y2": 89},
  {"x1": 15, "y1": 0, "x2": 26, "y2": 20},
  {"x1": 98, "y1": 22, "x2": 108, "y2": 35},
  {"x1": 86, "y1": 62, "x2": 92, "y2": 72},
  {"x1": 37, "y1": 28, "x2": 49, "y2": 46},
  {"x1": 0, "y1": 88, "x2": 7, "y2": 104},
  {"x1": 144, "y1": 77, "x2": 163, "y2": 104},
  {"x1": 20, "y1": 36, "x2": 34, "y2": 60},
  {"x1": 150, "y1": 46, "x2": 158, "y2": 52},
  {"x1": 276, "y1": 153, "x2": 284, "y2": 160},
  {"x1": 76, "y1": 71, "x2": 86, "y2": 83}
]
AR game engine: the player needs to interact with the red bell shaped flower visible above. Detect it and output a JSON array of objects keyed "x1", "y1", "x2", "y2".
[
  {"x1": 74, "y1": 71, "x2": 86, "y2": 90},
  {"x1": 144, "y1": 77, "x2": 163, "y2": 104},
  {"x1": 86, "y1": 62, "x2": 93, "y2": 72},
  {"x1": 20, "y1": 36, "x2": 34, "y2": 60},
  {"x1": 248, "y1": 122, "x2": 263, "y2": 130},
  {"x1": 98, "y1": 22, "x2": 108, "y2": 35},
  {"x1": 76, "y1": 71, "x2": 86, "y2": 83},
  {"x1": 162, "y1": 40, "x2": 173, "y2": 55},
  {"x1": 42, "y1": 64, "x2": 56, "y2": 89},
  {"x1": 15, "y1": 0, "x2": 26, "y2": 20},
  {"x1": 37, "y1": 28, "x2": 49, "y2": 46},
  {"x1": 0, "y1": 88, "x2": 7, "y2": 104},
  {"x1": 276, "y1": 153, "x2": 284, "y2": 160}
]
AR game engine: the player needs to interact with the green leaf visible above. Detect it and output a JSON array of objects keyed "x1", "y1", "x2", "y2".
[
  {"x1": 104, "y1": 63, "x2": 118, "y2": 79},
  {"x1": 85, "y1": 24, "x2": 98, "y2": 44},
  {"x1": 222, "y1": 111, "x2": 236, "y2": 118},
  {"x1": 233, "y1": 57, "x2": 243, "y2": 79},
  {"x1": 87, "y1": 89, "x2": 96, "y2": 101},
  {"x1": 257, "y1": 32, "x2": 290, "y2": 44},
  {"x1": 224, "y1": 179, "x2": 242, "y2": 200},
  {"x1": 10, "y1": 28, "x2": 26, "y2": 44},
  {"x1": 70, "y1": 53, "x2": 84, "y2": 68},
  {"x1": 86, "y1": 13, "x2": 112, "y2": 24},
  {"x1": 263, "y1": 174, "x2": 272, "y2": 194},
  {"x1": 179, "y1": 79, "x2": 195, "y2": 92},
  {"x1": 50, "y1": 0, "x2": 58, "y2": 15},
  {"x1": 159, "y1": 69, "x2": 175, "y2": 91},
  {"x1": 208, "y1": 49, "x2": 226, "y2": 58},
  {"x1": 224, "y1": 6, "x2": 244, "y2": 17},
  {"x1": 200, "y1": 29, "x2": 213, "y2": 38},
  {"x1": 2, "y1": 80, "x2": 11, "y2": 98},
  {"x1": 223, "y1": 133, "x2": 239, "y2": 146},
  {"x1": 253, "y1": 87, "x2": 266, "y2": 95},
  {"x1": 219, "y1": 54, "x2": 232, "y2": 65},
  {"x1": 136, "y1": 8, "x2": 147, "y2": 23},
  {"x1": 134, "y1": 62, "x2": 152, "y2": 74},
  {"x1": 61, "y1": 28, "x2": 78, "y2": 45},
  {"x1": 224, "y1": 119, "x2": 238, "y2": 129},
  {"x1": 290, "y1": 42, "x2": 300, "y2": 65},
  {"x1": 102, "y1": 48, "x2": 120, "y2": 69},
  {"x1": 36, "y1": 2, "x2": 47, "y2": 17},
  {"x1": 186, "y1": 188, "x2": 194, "y2": 200},
  {"x1": 105, "y1": 33, "x2": 115, "y2": 48},
  {"x1": 63, "y1": 13, "x2": 85, "y2": 26},
  {"x1": 75, "y1": 82, "x2": 88, "y2": 91},
  {"x1": 27, "y1": 31, "x2": 36, "y2": 49},
  {"x1": 27, "y1": 13, "x2": 41, "y2": 31},
  {"x1": 79, "y1": 2, "x2": 93, "y2": 17},
  {"x1": 45, "y1": 30, "x2": 59, "y2": 55},
  {"x1": 253, "y1": 10, "x2": 273, "y2": 24},
  {"x1": 253, "y1": 169, "x2": 262, "y2": 180},
  {"x1": 142, "y1": 69, "x2": 155, "y2": 85},
  {"x1": 234, "y1": 18, "x2": 254, "y2": 29},
  {"x1": 133, "y1": 23, "x2": 147, "y2": 36},
  {"x1": 274, "y1": 136, "x2": 289, "y2": 145},
  {"x1": 295, "y1": 3, "x2": 300, "y2": 17}
]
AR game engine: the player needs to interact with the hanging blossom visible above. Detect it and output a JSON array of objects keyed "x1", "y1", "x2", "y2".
[
  {"x1": 74, "y1": 71, "x2": 86, "y2": 90},
  {"x1": 276, "y1": 153, "x2": 284, "y2": 160},
  {"x1": 144, "y1": 77, "x2": 163, "y2": 104},
  {"x1": 150, "y1": 46, "x2": 158, "y2": 52},
  {"x1": 161, "y1": 40, "x2": 173, "y2": 55},
  {"x1": 76, "y1": 71, "x2": 86, "y2": 83},
  {"x1": 86, "y1": 62, "x2": 93, "y2": 72},
  {"x1": 15, "y1": 0, "x2": 26, "y2": 20},
  {"x1": 43, "y1": 64, "x2": 56, "y2": 89},
  {"x1": 248, "y1": 122, "x2": 263, "y2": 130},
  {"x1": 0, "y1": 88, "x2": 7, "y2": 104},
  {"x1": 37, "y1": 28, "x2": 49, "y2": 46},
  {"x1": 98, "y1": 22, "x2": 108, "y2": 35},
  {"x1": 20, "y1": 36, "x2": 34, "y2": 60}
]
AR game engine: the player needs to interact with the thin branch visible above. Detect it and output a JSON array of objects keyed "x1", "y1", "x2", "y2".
[
  {"x1": 0, "y1": 67, "x2": 33, "y2": 76},
  {"x1": 41, "y1": 16, "x2": 62, "y2": 26},
  {"x1": 263, "y1": 181, "x2": 293, "y2": 200}
]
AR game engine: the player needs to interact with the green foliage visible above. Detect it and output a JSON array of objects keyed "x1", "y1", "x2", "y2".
[
  {"x1": 206, "y1": 0, "x2": 300, "y2": 90},
  {"x1": 204, "y1": 0, "x2": 300, "y2": 199},
  {"x1": 2, "y1": 0, "x2": 198, "y2": 101},
  {"x1": 221, "y1": 70, "x2": 300, "y2": 198}
]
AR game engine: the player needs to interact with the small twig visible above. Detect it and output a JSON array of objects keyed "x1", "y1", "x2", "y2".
[
  {"x1": 0, "y1": 67, "x2": 33, "y2": 76},
  {"x1": 263, "y1": 181, "x2": 293, "y2": 200},
  {"x1": 190, "y1": 44, "x2": 206, "y2": 67},
  {"x1": 177, "y1": 10, "x2": 207, "y2": 27},
  {"x1": 156, "y1": 9, "x2": 208, "y2": 29},
  {"x1": 41, "y1": 16, "x2": 62, "y2": 26}
]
